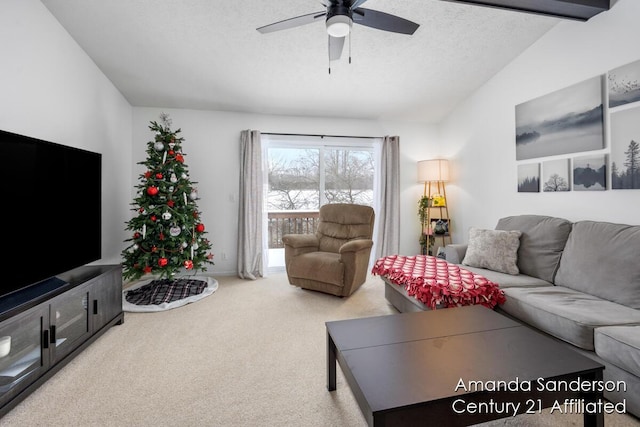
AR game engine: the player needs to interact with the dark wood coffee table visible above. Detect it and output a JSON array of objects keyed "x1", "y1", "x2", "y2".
[{"x1": 326, "y1": 305, "x2": 605, "y2": 427}]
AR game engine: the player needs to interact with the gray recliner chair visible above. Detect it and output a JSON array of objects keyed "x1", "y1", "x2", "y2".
[{"x1": 282, "y1": 203, "x2": 375, "y2": 297}]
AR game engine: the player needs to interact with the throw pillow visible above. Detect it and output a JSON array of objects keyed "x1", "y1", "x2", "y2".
[{"x1": 462, "y1": 227, "x2": 522, "y2": 275}]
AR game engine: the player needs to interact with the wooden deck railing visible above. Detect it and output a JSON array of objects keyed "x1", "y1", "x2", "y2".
[{"x1": 268, "y1": 211, "x2": 320, "y2": 249}]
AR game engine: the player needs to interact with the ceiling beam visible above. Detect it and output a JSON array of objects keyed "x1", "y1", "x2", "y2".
[{"x1": 439, "y1": 0, "x2": 611, "y2": 21}]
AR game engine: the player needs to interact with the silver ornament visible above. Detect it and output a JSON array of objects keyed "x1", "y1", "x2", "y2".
[
  {"x1": 154, "y1": 141, "x2": 164, "y2": 151},
  {"x1": 162, "y1": 212, "x2": 172, "y2": 221}
]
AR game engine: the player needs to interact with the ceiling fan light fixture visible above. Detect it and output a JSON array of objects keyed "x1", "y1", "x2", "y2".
[{"x1": 326, "y1": 15, "x2": 352, "y2": 37}]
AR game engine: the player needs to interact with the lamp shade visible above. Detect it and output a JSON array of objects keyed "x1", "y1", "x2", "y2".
[{"x1": 417, "y1": 159, "x2": 450, "y2": 182}]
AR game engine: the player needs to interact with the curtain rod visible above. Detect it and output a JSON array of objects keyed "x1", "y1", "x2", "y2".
[{"x1": 261, "y1": 132, "x2": 379, "y2": 140}]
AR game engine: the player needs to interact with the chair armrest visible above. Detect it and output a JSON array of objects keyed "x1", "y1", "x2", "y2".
[
  {"x1": 282, "y1": 234, "x2": 319, "y2": 249},
  {"x1": 282, "y1": 234, "x2": 319, "y2": 266},
  {"x1": 339, "y1": 239, "x2": 374, "y2": 296},
  {"x1": 339, "y1": 239, "x2": 373, "y2": 254},
  {"x1": 444, "y1": 244, "x2": 468, "y2": 264}
]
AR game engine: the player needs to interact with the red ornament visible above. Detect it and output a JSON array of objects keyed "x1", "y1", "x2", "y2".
[
  {"x1": 133, "y1": 232, "x2": 141, "y2": 239},
  {"x1": 167, "y1": 200, "x2": 175, "y2": 207},
  {"x1": 144, "y1": 265, "x2": 152, "y2": 274},
  {"x1": 151, "y1": 215, "x2": 157, "y2": 222},
  {"x1": 159, "y1": 232, "x2": 165, "y2": 240},
  {"x1": 168, "y1": 150, "x2": 175, "y2": 156},
  {"x1": 175, "y1": 154, "x2": 184, "y2": 163},
  {"x1": 158, "y1": 257, "x2": 168, "y2": 267},
  {"x1": 151, "y1": 246, "x2": 158, "y2": 252},
  {"x1": 155, "y1": 173, "x2": 163, "y2": 179},
  {"x1": 147, "y1": 186, "x2": 159, "y2": 196},
  {"x1": 139, "y1": 207, "x2": 145, "y2": 213},
  {"x1": 196, "y1": 223, "x2": 205, "y2": 233},
  {"x1": 184, "y1": 260, "x2": 194, "y2": 270},
  {"x1": 144, "y1": 171, "x2": 152, "y2": 179}
]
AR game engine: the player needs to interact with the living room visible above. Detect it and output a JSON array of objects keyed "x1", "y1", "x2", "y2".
[{"x1": 1, "y1": 0, "x2": 639, "y2": 425}]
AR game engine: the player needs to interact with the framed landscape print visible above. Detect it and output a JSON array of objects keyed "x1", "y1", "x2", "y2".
[
  {"x1": 517, "y1": 163, "x2": 540, "y2": 192},
  {"x1": 542, "y1": 159, "x2": 570, "y2": 192},
  {"x1": 515, "y1": 76, "x2": 604, "y2": 160},
  {"x1": 610, "y1": 106, "x2": 640, "y2": 189},
  {"x1": 608, "y1": 59, "x2": 640, "y2": 109},
  {"x1": 573, "y1": 154, "x2": 607, "y2": 191}
]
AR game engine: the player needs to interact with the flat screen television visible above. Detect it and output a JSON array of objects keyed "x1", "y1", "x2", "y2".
[{"x1": 0, "y1": 129, "x2": 102, "y2": 301}]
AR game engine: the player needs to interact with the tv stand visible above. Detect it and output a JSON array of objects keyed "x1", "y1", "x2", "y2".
[{"x1": 0, "y1": 264, "x2": 124, "y2": 417}]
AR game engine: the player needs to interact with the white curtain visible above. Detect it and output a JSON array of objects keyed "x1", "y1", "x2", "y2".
[
  {"x1": 375, "y1": 135, "x2": 400, "y2": 259},
  {"x1": 238, "y1": 130, "x2": 266, "y2": 279}
]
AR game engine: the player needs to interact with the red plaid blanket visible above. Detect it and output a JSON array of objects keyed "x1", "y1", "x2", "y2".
[{"x1": 371, "y1": 255, "x2": 506, "y2": 310}]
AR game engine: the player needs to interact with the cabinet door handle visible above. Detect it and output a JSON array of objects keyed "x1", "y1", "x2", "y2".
[
  {"x1": 93, "y1": 299, "x2": 99, "y2": 315},
  {"x1": 43, "y1": 329, "x2": 49, "y2": 349},
  {"x1": 50, "y1": 325, "x2": 56, "y2": 344}
]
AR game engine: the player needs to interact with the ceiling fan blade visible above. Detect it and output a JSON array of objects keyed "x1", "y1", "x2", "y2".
[
  {"x1": 257, "y1": 11, "x2": 326, "y2": 34},
  {"x1": 349, "y1": 0, "x2": 369, "y2": 9},
  {"x1": 352, "y1": 8, "x2": 419, "y2": 35},
  {"x1": 328, "y1": 35, "x2": 345, "y2": 61}
]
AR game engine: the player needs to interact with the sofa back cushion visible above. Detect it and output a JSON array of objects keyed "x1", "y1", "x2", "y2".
[
  {"x1": 495, "y1": 215, "x2": 572, "y2": 283},
  {"x1": 555, "y1": 220, "x2": 640, "y2": 309}
]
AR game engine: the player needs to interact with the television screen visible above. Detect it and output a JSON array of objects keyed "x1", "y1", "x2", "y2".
[{"x1": 0, "y1": 129, "x2": 102, "y2": 298}]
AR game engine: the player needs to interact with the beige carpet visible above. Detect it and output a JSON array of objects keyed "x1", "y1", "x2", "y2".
[{"x1": 2, "y1": 274, "x2": 638, "y2": 427}]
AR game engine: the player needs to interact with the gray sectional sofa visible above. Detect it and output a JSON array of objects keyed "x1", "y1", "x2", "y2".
[{"x1": 387, "y1": 215, "x2": 640, "y2": 418}]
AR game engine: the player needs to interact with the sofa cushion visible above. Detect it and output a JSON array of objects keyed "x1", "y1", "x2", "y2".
[
  {"x1": 460, "y1": 265, "x2": 553, "y2": 289},
  {"x1": 495, "y1": 215, "x2": 572, "y2": 283},
  {"x1": 595, "y1": 326, "x2": 640, "y2": 377},
  {"x1": 555, "y1": 220, "x2": 640, "y2": 309},
  {"x1": 461, "y1": 227, "x2": 522, "y2": 275},
  {"x1": 500, "y1": 286, "x2": 640, "y2": 350}
]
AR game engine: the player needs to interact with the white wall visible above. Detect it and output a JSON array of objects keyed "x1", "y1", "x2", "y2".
[
  {"x1": 0, "y1": 0, "x2": 133, "y2": 265},
  {"x1": 440, "y1": 0, "x2": 640, "y2": 243},
  {"x1": 133, "y1": 108, "x2": 438, "y2": 274}
]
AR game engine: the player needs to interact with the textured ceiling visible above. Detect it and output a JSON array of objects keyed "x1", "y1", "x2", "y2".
[{"x1": 41, "y1": 0, "x2": 560, "y2": 123}]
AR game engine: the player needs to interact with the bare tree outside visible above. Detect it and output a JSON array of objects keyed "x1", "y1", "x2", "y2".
[
  {"x1": 268, "y1": 148, "x2": 319, "y2": 210},
  {"x1": 324, "y1": 148, "x2": 374, "y2": 205},
  {"x1": 267, "y1": 147, "x2": 374, "y2": 210}
]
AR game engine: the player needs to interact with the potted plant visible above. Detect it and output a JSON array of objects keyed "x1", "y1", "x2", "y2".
[{"x1": 418, "y1": 195, "x2": 434, "y2": 255}]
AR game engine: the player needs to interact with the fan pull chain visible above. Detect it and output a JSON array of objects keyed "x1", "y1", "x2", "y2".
[
  {"x1": 328, "y1": 37, "x2": 331, "y2": 74},
  {"x1": 349, "y1": 32, "x2": 352, "y2": 64}
]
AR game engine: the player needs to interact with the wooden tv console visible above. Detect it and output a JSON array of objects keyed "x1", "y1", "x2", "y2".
[{"x1": 0, "y1": 264, "x2": 124, "y2": 417}]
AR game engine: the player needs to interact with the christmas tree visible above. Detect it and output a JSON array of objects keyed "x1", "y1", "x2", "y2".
[{"x1": 122, "y1": 113, "x2": 214, "y2": 281}]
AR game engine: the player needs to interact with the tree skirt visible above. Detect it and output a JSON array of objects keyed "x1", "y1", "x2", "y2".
[{"x1": 123, "y1": 276, "x2": 218, "y2": 312}]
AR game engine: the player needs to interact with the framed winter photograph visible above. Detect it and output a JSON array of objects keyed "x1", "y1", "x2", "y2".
[
  {"x1": 515, "y1": 76, "x2": 605, "y2": 160},
  {"x1": 542, "y1": 159, "x2": 571, "y2": 192},
  {"x1": 573, "y1": 154, "x2": 607, "y2": 191},
  {"x1": 610, "y1": 106, "x2": 640, "y2": 189},
  {"x1": 517, "y1": 163, "x2": 540, "y2": 192},
  {"x1": 608, "y1": 59, "x2": 640, "y2": 109}
]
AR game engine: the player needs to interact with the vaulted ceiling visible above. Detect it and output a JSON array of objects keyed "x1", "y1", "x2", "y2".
[{"x1": 41, "y1": 0, "x2": 566, "y2": 123}]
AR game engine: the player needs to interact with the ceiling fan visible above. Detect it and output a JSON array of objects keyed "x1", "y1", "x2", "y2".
[{"x1": 256, "y1": 0, "x2": 419, "y2": 67}]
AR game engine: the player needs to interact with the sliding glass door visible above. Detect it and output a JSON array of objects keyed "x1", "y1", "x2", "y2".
[{"x1": 264, "y1": 135, "x2": 376, "y2": 270}]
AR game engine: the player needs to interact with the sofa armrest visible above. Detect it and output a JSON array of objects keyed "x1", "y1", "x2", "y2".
[{"x1": 444, "y1": 244, "x2": 468, "y2": 264}]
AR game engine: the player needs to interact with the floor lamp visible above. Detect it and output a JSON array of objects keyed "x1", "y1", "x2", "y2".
[{"x1": 417, "y1": 159, "x2": 451, "y2": 254}]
